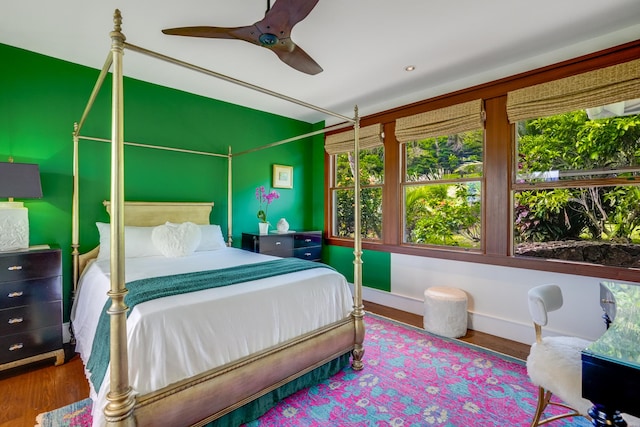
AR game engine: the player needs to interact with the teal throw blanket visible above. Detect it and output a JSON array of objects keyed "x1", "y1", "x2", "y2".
[{"x1": 87, "y1": 257, "x2": 332, "y2": 392}]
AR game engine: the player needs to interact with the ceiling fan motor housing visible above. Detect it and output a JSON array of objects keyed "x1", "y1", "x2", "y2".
[{"x1": 259, "y1": 33, "x2": 279, "y2": 46}]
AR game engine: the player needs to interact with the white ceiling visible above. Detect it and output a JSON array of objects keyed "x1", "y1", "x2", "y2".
[{"x1": 3, "y1": 0, "x2": 640, "y2": 125}]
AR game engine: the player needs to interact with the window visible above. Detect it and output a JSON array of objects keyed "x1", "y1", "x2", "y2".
[
  {"x1": 331, "y1": 147, "x2": 384, "y2": 239},
  {"x1": 326, "y1": 124, "x2": 384, "y2": 240},
  {"x1": 402, "y1": 131, "x2": 483, "y2": 248},
  {"x1": 513, "y1": 100, "x2": 640, "y2": 267},
  {"x1": 396, "y1": 100, "x2": 484, "y2": 249},
  {"x1": 507, "y1": 56, "x2": 640, "y2": 268}
]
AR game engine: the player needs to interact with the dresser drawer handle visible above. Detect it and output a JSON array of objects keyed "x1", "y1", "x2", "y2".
[
  {"x1": 7, "y1": 265, "x2": 23, "y2": 271},
  {"x1": 304, "y1": 252, "x2": 312, "y2": 257},
  {"x1": 9, "y1": 343, "x2": 24, "y2": 351},
  {"x1": 8, "y1": 317, "x2": 24, "y2": 324},
  {"x1": 275, "y1": 241, "x2": 281, "y2": 245},
  {"x1": 304, "y1": 239, "x2": 312, "y2": 243},
  {"x1": 8, "y1": 291, "x2": 24, "y2": 298}
]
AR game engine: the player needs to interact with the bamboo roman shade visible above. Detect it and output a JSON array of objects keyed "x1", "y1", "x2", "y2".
[
  {"x1": 324, "y1": 123, "x2": 383, "y2": 155},
  {"x1": 395, "y1": 99, "x2": 484, "y2": 143},
  {"x1": 506, "y1": 58, "x2": 640, "y2": 123}
]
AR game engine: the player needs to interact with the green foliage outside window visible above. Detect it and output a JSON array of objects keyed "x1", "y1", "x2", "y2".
[
  {"x1": 333, "y1": 147, "x2": 384, "y2": 239},
  {"x1": 514, "y1": 109, "x2": 640, "y2": 245},
  {"x1": 403, "y1": 130, "x2": 483, "y2": 248},
  {"x1": 405, "y1": 182, "x2": 481, "y2": 247}
]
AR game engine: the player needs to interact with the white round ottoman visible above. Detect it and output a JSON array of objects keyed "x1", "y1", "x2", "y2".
[{"x1": 423, "y1": 286, "x2": 468, "y2": 338}]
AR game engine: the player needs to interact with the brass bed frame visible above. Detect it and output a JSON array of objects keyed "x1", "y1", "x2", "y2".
[{"x1": 70, "y1": 10, "x2": 365, "y2": 426}]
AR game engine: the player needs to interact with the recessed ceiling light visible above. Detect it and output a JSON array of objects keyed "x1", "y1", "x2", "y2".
[{"x1": 405, "y1": 65, "x2": 416, "y2": 72}]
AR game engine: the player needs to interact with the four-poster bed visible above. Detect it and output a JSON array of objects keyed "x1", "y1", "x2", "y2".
[{"x1": 70, "y1": 9, "x2": 365, "y2": 427}]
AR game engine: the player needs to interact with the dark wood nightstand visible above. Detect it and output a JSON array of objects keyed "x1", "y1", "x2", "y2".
[
  {"x1": 0, "y1": 246, "x2": 64, "y2": 371},
  {"x1": 241, "y1": 231, "x2": 322, "y2": 261}
]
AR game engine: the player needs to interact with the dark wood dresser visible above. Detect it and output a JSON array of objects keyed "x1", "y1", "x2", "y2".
[
  {"x1": 241, "y1": 231, "x2": 322, "y2": 261},
  {"x1": 0, "y1": 246, "x2": 64, "y2": 371}
]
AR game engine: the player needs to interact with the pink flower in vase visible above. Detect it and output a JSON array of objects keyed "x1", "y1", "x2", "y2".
[{"x1": 256, "y1": 186, "x2": 280, "y2": 224}]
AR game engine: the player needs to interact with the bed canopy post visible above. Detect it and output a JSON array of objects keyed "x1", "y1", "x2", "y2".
[
  {"x1": 104, "y1": 9, "x2": 136, "y2": 427},
  {"x1": 71, "y1": 123, "x2": 80, "y2": 290},
  {"x1": 351, "y1": 106, "x2": 365, "y2": 370},
  {"x1": 227, "y1": 145, "x2": 233, "y2": 246}
]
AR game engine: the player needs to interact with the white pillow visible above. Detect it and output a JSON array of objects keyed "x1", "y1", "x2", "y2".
[
  {"x1": 96, "y1": 222, "x2": 164, "y2": 261},
  {"x1": 197, "y1": 224, "x2": 227, "y2": 251},
  {"x1": 151, "y1": 222, "x2": 201, "y2": 258}
]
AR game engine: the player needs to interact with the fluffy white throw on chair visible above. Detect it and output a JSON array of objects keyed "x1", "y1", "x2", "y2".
[{"x1": 527, "y1": 335, "x2": 594, "y2": 414}]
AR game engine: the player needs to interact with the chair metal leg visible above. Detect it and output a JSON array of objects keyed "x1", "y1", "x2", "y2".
[
  {"x1": 530, "y1": 386, "x2": 550, "y2": 427},
  {"x1": 530, "y1": 386, "x2": 591, "y2": 426}
]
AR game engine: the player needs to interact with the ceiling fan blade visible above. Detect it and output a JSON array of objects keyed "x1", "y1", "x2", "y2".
[
  {"x1": 228, "y1": 25, "x2": 263, "y2": 45},
  {"x1": 267, "y1": 0, "x2": 320, "y2": 28},
  {"x1": 161, "y1": 0, "x2": 323, "y2": 74},
  {"x1": 271, "y1": 38, "x2": 323, "y2": 75},
  {"x1": 256, "y1": 0, "x2": 320, "y2": 37},
  {"x1": 161, "y1": 26, "x2": 245, "y2": 40}
]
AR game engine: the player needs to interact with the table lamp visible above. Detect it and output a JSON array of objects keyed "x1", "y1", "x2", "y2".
[{"x1": 0, "y1": 160, "x2": 43, "y2": 251}]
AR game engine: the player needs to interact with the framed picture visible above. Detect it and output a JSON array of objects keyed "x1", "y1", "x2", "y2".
[{"x1": 273, "y1": 164, "x2": 293, "y2": 189}]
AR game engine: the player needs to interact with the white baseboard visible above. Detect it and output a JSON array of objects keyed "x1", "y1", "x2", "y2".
[
  {"x1": 353, "y1": 285, "x2": 542, "y2": 345},
  {"x1": 356, "y1": 284, "x2": 425, "y2": 315}
]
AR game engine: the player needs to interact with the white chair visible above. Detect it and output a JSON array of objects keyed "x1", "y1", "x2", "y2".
[{"x1": 526, "y1": 284, "x2": 593, "y2": 426}]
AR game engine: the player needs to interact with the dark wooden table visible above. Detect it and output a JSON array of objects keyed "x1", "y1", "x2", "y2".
[{"x1": 581, "y1": 282, "x2": 640, "y2": 427}]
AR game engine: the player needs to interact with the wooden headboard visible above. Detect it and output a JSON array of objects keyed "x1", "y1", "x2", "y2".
[
  {"x1": 103, "y1": 201, "x2": 214, "y2": 226},
  {"x1": 78, "y1": 201, "x2": 214, "y2": 275}
]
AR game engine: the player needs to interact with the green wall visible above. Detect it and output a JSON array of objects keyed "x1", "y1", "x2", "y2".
[
  {"x1": 324, "y1": 245, "x2": 391, "y2": 292},
  {"x1": 0, "y1": 43, "x2": 327, "y2": 320}
]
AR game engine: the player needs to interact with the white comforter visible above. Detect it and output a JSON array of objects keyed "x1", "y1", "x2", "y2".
[{"x1": 71, "y1": 247, "x2": 353, "y2": 427}]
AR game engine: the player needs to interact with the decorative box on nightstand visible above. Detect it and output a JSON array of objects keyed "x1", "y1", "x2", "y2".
[
  {"x1": 0, "y1": 245, "x2": 64, "y2": 371},
  {"x1": 241, "y1": 231, "x2": 322, "y2": 261}
]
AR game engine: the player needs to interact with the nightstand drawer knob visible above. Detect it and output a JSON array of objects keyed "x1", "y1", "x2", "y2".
[
  {"x1": 8, "y1": 291, "x2": 24, "y2": 298},
  {"x1": 305, "y1": 239, "x2": 311, "y2": 243},
  {"x1": 8, "y1": 317, "x2": 24, "y2": 324},
  {"x1": 9, "y1": 343, "x2": 24, "y2": 351},
  {"x1": 304, "y1": 252, "x2": 311, "y2": 257},
  {"x1": 275, "y1": 241, "x2": 281, "y2": 245},
  {"x1": 7, "y1": 265, "x2": 23, "y2": 271}
]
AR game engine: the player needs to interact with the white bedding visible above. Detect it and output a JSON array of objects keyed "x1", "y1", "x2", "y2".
[{"x1": 71, "y1": 247, "x2": 353, "y2": 427}]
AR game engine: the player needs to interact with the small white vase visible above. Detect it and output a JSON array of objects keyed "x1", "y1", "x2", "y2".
[
  {"x1": 258, "y1": 222, "x2": 269, "y2": 235},
  {"x1": 277, "y1": 218, "x2": 289, "y2": 233}
]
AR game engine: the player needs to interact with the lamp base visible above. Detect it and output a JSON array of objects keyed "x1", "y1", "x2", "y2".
[{"x1": 0, "y1": 202, "x2": 29, "y2": 251}]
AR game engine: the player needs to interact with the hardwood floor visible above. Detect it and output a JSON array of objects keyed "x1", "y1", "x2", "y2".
[
  {"x1": 0, "y1": 348, "x2": 89, "y2": 427},
  {"x1": 363, "y1": 301, "x2": 531, "y2": 360},
  {"x1": 0, "y1": 301, "x2": 531, "y2": 427}
]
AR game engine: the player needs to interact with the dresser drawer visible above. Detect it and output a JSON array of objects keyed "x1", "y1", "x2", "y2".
[
  {"x1": 0, "y1": 301, "x2": 62, "y2": 335},
  {"x1": 0, "y1": 276, "x2": 62, "y2": 309},
  {"x1": 242, "y1": 234, "x2": 294, "y2": 257},
  {"x1": 0, "y1": 250, "x2": 62, "y2": 283},
  {"x1": 0, "y1": 325, "x2": 62, "y2": 364},
  {"x1": 260, "y1": 235, "x2": 294, "y2": 253},
  {"x1": 293, "y1": 246, "x2": 322, "y2": 261},
  {"x1": 294, "y1": 232, "x2": 322, "y2": 248}
]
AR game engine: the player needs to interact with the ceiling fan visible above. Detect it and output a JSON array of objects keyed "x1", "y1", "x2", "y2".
[{"x1": 162, "y1": 0, "x2": 323, "y2": 75}]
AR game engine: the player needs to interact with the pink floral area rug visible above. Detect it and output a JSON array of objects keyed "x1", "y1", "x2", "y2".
[{"x1": 36, "y1": 314, "x2": 591, "y2": 426}]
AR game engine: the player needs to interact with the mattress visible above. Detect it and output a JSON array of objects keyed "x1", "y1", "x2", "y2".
[{"x1": 71, "y1": 247, "x2": 353, "y2": 426}]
